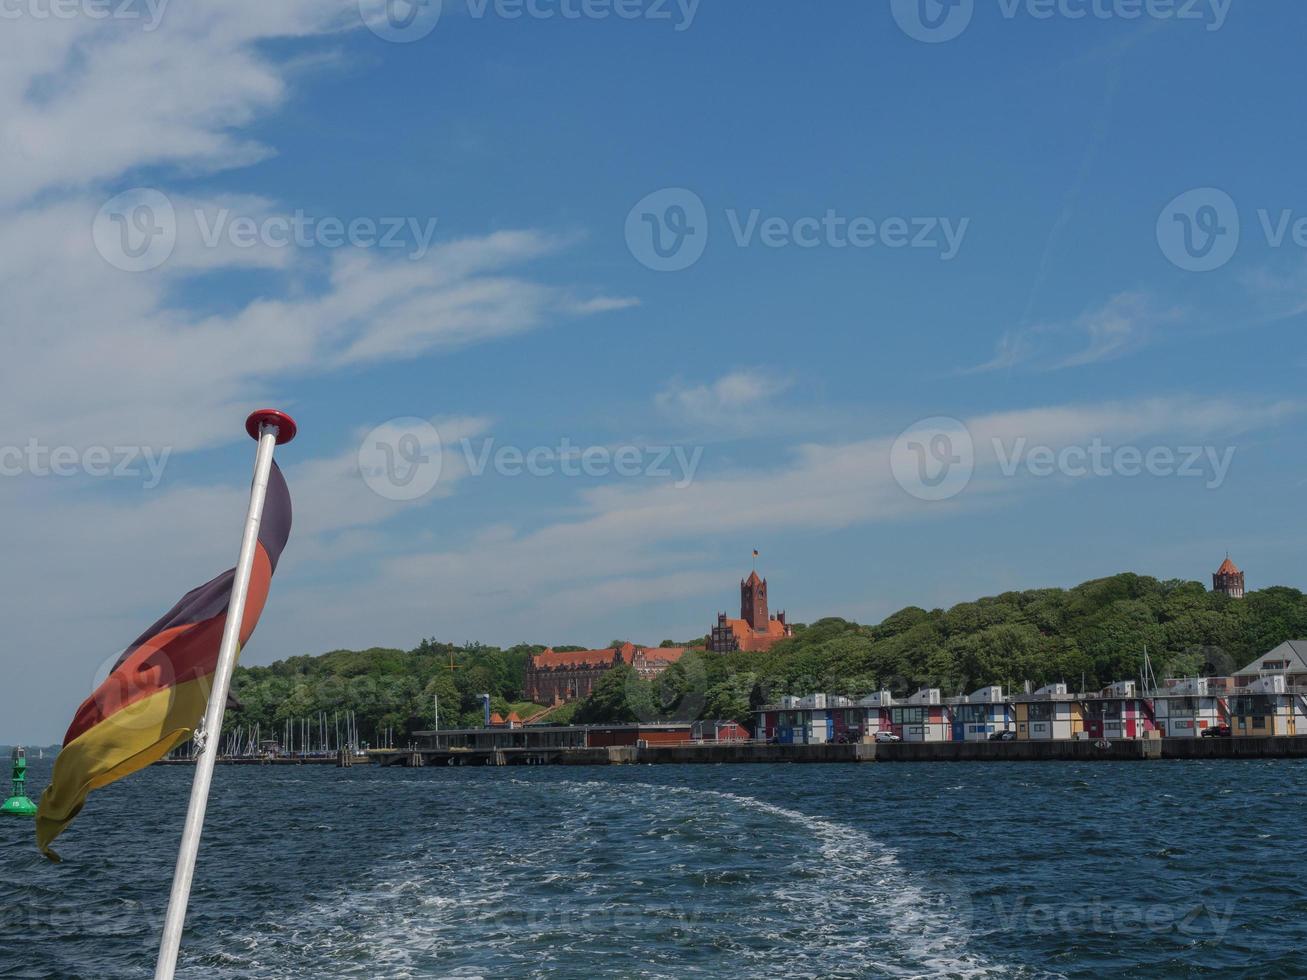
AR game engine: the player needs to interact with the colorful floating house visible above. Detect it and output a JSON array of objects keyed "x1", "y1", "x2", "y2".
[
  {"x1": 756, "y1": 694, "x2": 836, "y2": 745},
  {"x1": 947, "y1": 686, "x2": 1015, "y2": 741},
  {"x1": 755, "y1": 692, "x2": 898, "y2": 744},
  {"x1": 1012, "y1": 683, "x2": 1084, "y2": 741},
  {"x1": 889, "y1": 688, "x2": 951, "y2": 742},
  {"x1": 1150, "y1": 677, "x2": 1230, "y2": 737},
  {"x1": 1229, "y1": 675, "x2": 1302, "y2": 737},
  {"x1": 852, "y1": 690, "x2": 895, "y2": 739},
  {"x1": 1080, "y1": 681, "x2": 1159, "y2": 741}
]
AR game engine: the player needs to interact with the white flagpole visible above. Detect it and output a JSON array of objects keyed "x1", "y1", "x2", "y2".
[{"x1": 154, "y1": 410, "x2": 296, "y2": 980}]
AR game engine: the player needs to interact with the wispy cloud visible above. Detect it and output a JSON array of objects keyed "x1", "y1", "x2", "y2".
[
  {"x1": 655, "y1": 369, "x2": 793, "y2": 429},
  {"x1": 961, "y1": 292, "x2": 1182, "y2": 375}
]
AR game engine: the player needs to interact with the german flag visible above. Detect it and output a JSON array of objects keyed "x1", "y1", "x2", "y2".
[{"x1": 36, "y1": 463, "x2": 292, "y2": 860}]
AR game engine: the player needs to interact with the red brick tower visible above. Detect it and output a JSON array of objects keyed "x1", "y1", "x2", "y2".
[
  {"x1": 1212, "y1": 554, "x2": 1245, "y2": 599},
  {"x1": 741, "y1": 571, "x2": 768, "y2": 630}
]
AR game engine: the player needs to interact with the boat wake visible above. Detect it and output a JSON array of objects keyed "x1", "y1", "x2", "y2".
[{"x1": 206, "y1": 776, "x2": 1040, "y2": 979}]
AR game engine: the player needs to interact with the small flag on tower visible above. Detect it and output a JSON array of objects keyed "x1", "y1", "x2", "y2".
[{"x1": 752, "y1": 549, "x2": 759, "y2": 557}]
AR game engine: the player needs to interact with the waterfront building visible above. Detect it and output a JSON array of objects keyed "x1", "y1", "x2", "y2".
[
  {"x1": 1212, "y1": 555, "x2": 1246, "y2": 598},
  {"x1": 851, "y1": 690, "x2": 895, "y2": 739},
  {"x1": 1012, "y1": 683, "x2": 1084, "y2": 741},
  {"x1": 691, "y1": 720, "x2": 750, "y2": 742},
  {"x1": 709, "y1": 571, "x2": 793, "y2": 653},
  {"x1": 947, "y1": 686, "x2": 1015, "y2": 741},
  {"x1": 1230, "y1": 675, "x2": 1301, "y2": 737},
  {"x1": 755, "y1": 691, "x2": 896, "y2": 743},
  {"x1": 1151, "y1": 678, "x2": 1229, "y2": 737},
  {"x1": 889, "y1": 688, "x2": 952, "y2": 742},
  {"x1": 1080, "y1": 680, "x2": 1159, "y2": 740},
  {"x1": 523, "y1": 643, "x2": 691, "y2": 704},
  {"x1": 773, "y1": 694, "x2": 835, "y2": 744},
  {"x1": 410, "y1": 722, "x2": 745, "y2": 753},
  {"x1": 1233, "y1": 641, "x2": 1307, "y2": 689}
]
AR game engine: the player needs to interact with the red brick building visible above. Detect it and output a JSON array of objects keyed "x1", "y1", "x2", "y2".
[
  {"x1": 709, "y1": 571, "x2": 793, "y2": 653},
  {"x1": 1212, "y1": 554, "x2": 1245, "y2": 598},
  {"x1": 524, "y1": 643, "x2": 692, "y2": 705}
]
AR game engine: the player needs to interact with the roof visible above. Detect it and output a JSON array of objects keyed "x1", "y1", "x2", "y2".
[
  {"x1": 1235, "y1": 640, "x2": 1307, "y2": 677},
  {"x1": 1216, "y1": 556, "x2": 1241, "y2": 575},
  {"x1": 717, "y1": 617, "x2": 789, "y2": 652},
  {"x1": 744, "y1": 571, "x2": 764, "y2": 586},
  {"x1": 530, "y1": 644, "x2": 634, "y2": 670},
  {"x1": 636, "y1": 646, "x2": 691, "y2": 665}
]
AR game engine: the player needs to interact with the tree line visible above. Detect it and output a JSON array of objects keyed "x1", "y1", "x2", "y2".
[{"x1": 226, "y1": 573, "x2": 1307, "y2": 741}]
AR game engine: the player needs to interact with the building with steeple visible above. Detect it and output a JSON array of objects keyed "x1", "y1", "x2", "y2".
[
  {"x1": 1212, "y1": 555, "x2": 1245, "y2": 598},
  {"x1": 709, "y1": 571, "x2": 793, "y2": 653}
]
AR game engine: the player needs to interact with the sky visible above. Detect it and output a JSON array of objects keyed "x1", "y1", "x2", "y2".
[{"x1": 3, "y1": 0, "x2": 1306, "y2": 742}]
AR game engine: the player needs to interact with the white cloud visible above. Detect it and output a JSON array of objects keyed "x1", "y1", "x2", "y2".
[
  {"x1": 655, "y1": 369, "x2": 792, "y2": 428},
  {"x1": 962, "y1": 292, "x2": 1182, "y2": 374},
  {"x1": 0, "y1": 4, "x2": 645, "y2": 739}
]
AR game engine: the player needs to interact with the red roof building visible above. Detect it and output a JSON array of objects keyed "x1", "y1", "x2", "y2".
[
  {"x1": 1213, "y1": 554, "x2": 1245, "y2": 598},
  {"x1": 709, "y1": 571, "x2": 793, "y2": 653},
  {"x1": 523, "y1": 643, "x2": 692, "y2": 705}
]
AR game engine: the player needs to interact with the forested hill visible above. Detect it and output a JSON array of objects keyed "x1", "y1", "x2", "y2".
[{"x1": 226, "y1": 574, "x2": 1307, "y2": 741}]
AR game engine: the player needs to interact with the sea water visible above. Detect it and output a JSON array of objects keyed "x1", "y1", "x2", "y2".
[{"x1": 4, "y1": 757, "x2": 1305, "y2": 978}]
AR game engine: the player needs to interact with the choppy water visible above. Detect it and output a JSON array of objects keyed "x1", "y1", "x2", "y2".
[{"x1": 3, "y1": 758, "x2": 1307, "y2": 978}]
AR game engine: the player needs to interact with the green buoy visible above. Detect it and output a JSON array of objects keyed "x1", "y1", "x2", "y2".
[{"x1": 1, "y1": 747, "x2": 38, "y2": 818}]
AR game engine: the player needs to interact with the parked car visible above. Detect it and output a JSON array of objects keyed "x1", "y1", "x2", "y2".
[
  {"x1": 873, "y1": 731, "x2": 902, "y2": 743},
  {"x1": 988, "y1": 730, "x2": 1017, "y2": 742},
  {"x1": 1201, "y1": 724, "x2": 1232, "y2": 738}
]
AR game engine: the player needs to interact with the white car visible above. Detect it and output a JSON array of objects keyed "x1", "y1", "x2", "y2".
[{"x1": 873, "y1": 731, "x2": 902, "y2": 743}]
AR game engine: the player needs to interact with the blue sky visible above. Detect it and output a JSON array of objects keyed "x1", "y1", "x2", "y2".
[{"x1": 4, "y1": 0, "x2": 1306, "y2": 742}]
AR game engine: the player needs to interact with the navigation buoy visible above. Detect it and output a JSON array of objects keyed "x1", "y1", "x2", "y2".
[{"x1": 1, "y1": 747, "x2": 38, "y2": 818}]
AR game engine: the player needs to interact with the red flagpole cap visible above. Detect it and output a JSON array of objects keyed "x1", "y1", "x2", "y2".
[{"x1": 246, "y1": 409, "x2": 298, "y2": 445}]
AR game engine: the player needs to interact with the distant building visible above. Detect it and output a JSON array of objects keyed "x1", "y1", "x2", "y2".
[
  {"x1": 1012, "y1": 683, "x2": 1085, "y2": 741},
  {"x1": 523, "y1": 643, "x2": 692, "y2": 705},
  {"x1": 1152, "y1": 677, "x2": 1230, "y2": 738},
  {"x1": 889, "y1": 688, "x2": 951, "y2": 743},
  {"x1": 1229, "y1": 675, "x2": 1305, "y2": 737},
  {"x1": 709, "y1": 571, "x2": 793, "y2": 653},
  {"x1": 1212, "y1": 555, "x2": 1245, "y2": 598},
  {"x1": 1080, "y1": 681, "x2": 1158, "y2": 741},
  {"x1": 1233, "y1": 641, "x2": 1307, "y2": 689},
  {"x1": 947, "y1": 686, "x2": 1016, "y2": 742}
]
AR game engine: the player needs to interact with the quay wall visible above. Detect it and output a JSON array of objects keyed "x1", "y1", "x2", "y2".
[{"x1": 357, "y1": 735, "x2": 1307, "y2": 768}]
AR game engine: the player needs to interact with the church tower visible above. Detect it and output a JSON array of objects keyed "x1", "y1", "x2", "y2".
[
  {"x1": 1212, "y1": 555, "x2": 1245, "y2": 599},
  {"x1": 741, "y1": 572, "x2": 768, "y2": 630}
]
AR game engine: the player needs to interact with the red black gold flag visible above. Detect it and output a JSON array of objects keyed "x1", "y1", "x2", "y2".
[{"x1": 36, "y1": 463, "x2": 292, "y2": 860}]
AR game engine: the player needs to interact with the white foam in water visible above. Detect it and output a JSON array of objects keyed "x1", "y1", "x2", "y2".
[
  {"x1": 214, "y1": 778, "x2": 1033, "y2": 979},
  {"x1": 614, "y1": 781, "x2": 1011, "y2": 979}
]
